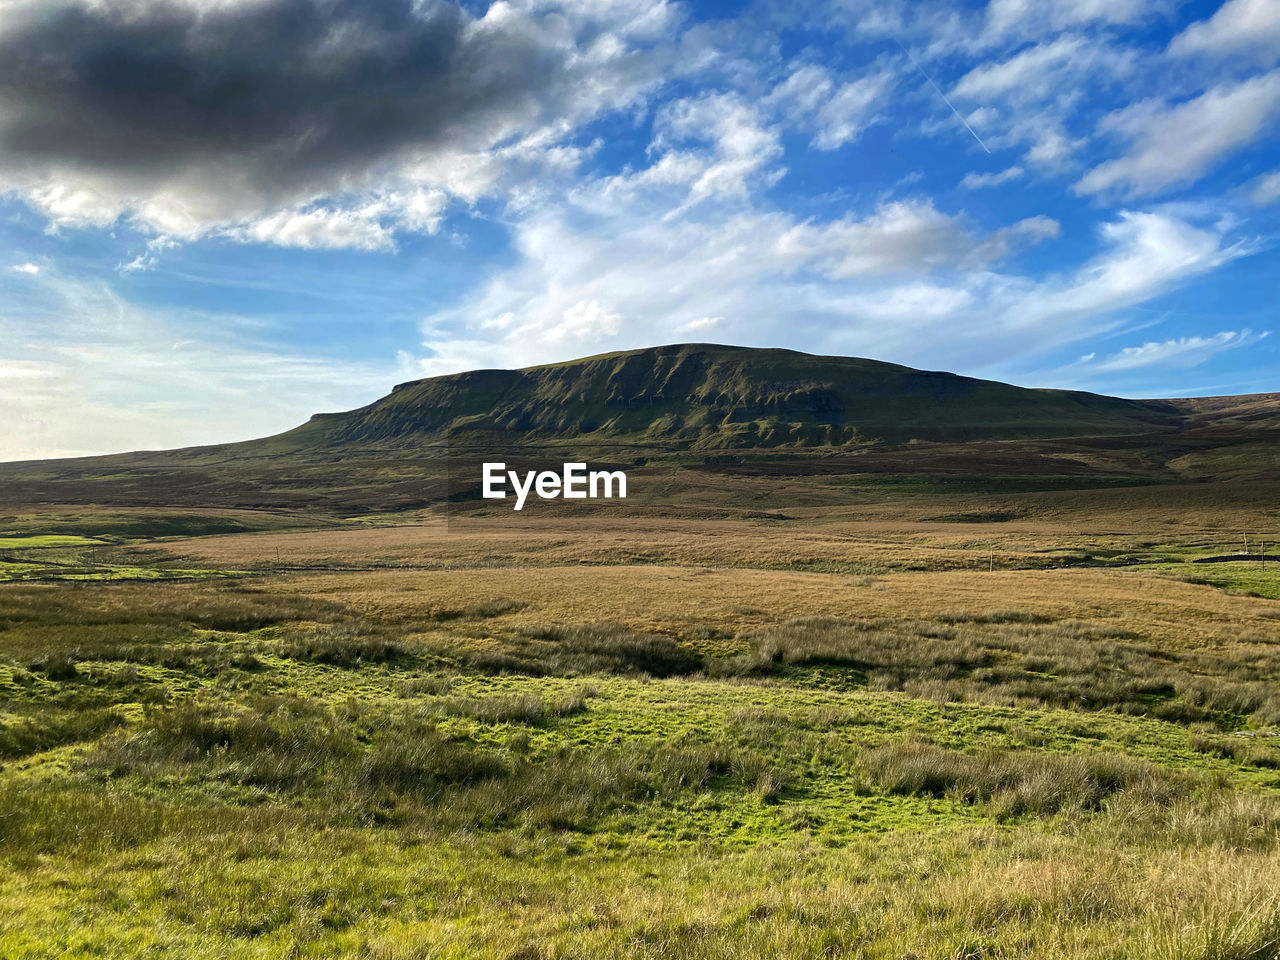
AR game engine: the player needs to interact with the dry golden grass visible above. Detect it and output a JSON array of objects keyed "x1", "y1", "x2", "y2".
[
  {"x1": 164, "y1": 515, "x2": 1050, "y2": 571},
  {"x1": 156, "y1": 478, "x2": 1280, "y2": 576},
  {"x1": 246, "y1": 561, "x2": 1279, "y2": 659}
]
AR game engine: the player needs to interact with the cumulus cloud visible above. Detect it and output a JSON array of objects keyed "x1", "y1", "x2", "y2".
[
  {"x1": 10, "y1": 262, "x2": 40, "y2": 275},
  {"x1": 1169, "y1": 0, "x2": 1280, "y2": 66},
  {"x1": 944, "y1": 33, "x2": 1140, "y2": 174},
  {"x1": 406, "y1": 124, "x2": 1238, "y2": 379},
  {"x1": 650, "y1": 94, "x2": 784, "y2": 211},
  {"x1": 0, "y1": 0, "x2": 681, "y2": 245},
  {"x1": 773, "y1": 201, "x2": 1057, "y2": 278},
  {"x1": 547, "y1": 299, "x2": 623, "y2": 343},
  {"x1": 680, "y1": 316, "x2": 722, "y2": 332},
  {"x1": 764, "y1": 63, "x2": 894, "y2": 150},
  {"x1": 1075, "y1": 329, "x2": 1268, "y2": 372},
  {"x1": 1075, "y1": 73, "x2": 1280, "y2": 198},
  {"x1": 228, "y1": 204, "x2": 398, "y2": 252},
  {"x1": 813, "y1": 73, "x2": 895, "y2": 150}
]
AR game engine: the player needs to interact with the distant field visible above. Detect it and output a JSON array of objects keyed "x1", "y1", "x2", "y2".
[
  {"x1": 0, "y1": 519, "x2": 254, "y2": 583},
  {"x1": 0, "y1": 535, "x2": 105, "y2": 549},
  {"x1": 2, "y1": 492, "x2": 1279, "y2": 958}
]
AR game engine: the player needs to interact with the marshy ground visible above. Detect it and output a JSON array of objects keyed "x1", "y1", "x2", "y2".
[{"x1": 2, "y1": 490, "x2": 1279, "y2": 958}]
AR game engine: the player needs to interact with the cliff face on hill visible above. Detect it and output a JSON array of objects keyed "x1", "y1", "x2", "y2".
[{"x1": 273, "y1": 343, "x2": 1183, "y2": 452}]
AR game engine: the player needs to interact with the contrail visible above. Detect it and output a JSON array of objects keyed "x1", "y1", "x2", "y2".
[{"x1": 894, "y1": 38, "x2": 991, "y2": 155}]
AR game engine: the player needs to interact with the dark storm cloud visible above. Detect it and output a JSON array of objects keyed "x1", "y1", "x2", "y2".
[{"x1": 0, "y1": 0, "x2": 668, "y2": 219}]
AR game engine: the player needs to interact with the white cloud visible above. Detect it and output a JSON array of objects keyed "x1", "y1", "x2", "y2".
[
  {"x1": 1251, "y1": 168, "x2": 1280, "y2": 203},
  {"x1": 1076, "y1": 329, "x2": 1267, "y2": 372},
  {"x1": 407, "y1": 118, "x2": 1242, "y2": 381},
  {"x1": 1169, "y1": 0, "x2": 1280, "y2": 66},
  {"x1": 813, "y1": 73, "x2": 894, "y2": 149},
  {"x1": 119, "y1": 237, "x2": 179, "y2": 274},
  {"x1": 961, "y1": 165, "x2": 1025, "y2": 189},
  {"x1": 952, "y1": 36, "x2": 1093, "y2": 102},
  {"x1": 1008, "y1": 212, "x2": 1242, "y2": 326},
  {"x1": 10, "y1": 262, "x2": 40, "y2": 275},
  {"x1": 942, "y1": 35, "x2": 1135, "y2": 173},
  {"x1": 766, "y1": 63, "x2": 893, "y2": 150},
  {"x1": 843, "y1": 0, "x2": 1162, "y2": 55},
  {"x1": 547, "y1": 299, "x2": 624, "y2": 343},
  {"x1": 651, "y1": 94, "x2": 784, "y2": 211},
  {"x1": 768, "y1": 64, "x2": 836, "y2": 116},
  {"x1": 773, "y1": 201, "x2": 1057, "y2": 278},
  {"x1": 25, "y1": 180, "x2": 121, "y2": 230},
  {"x1": 982, "y1": 0, "x2": 1165, "y2": 42},
  {"x1": 774, "y1": 201, "x2": 971, "y2": 277},
  {"x1": 231, "y1": 205, "x2": 397, "y2": 252},
  {"x1": 1076, "y1": 72, "x2": 1280, "y2": 198},
  {"x1": 1023, "y1": 127, "x2": 1084, "y2": 167},
  {"x1": 681, "y1": 315, "x2": 722, "y2": 332}
]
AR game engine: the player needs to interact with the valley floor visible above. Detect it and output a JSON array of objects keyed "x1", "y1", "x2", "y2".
[{"x1": 2, "y1": 498, "x2": 1279, "y2": 958}]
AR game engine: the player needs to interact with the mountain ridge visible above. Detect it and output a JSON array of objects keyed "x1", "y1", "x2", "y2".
[
  {"x1": 274, "y1": 342, "x2": 1186, "y2": 453},
  {"x1": 4, "y1": 343, "x2": 1276, "y2": 514}
]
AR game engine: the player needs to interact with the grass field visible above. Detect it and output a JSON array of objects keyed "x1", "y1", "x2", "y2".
[{"x1": 2, "y1": 491, "x2": 1279, "y2": 958}]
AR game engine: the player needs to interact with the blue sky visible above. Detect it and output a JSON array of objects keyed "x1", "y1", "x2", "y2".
[{"x1": 1, "y1": 0, "x2": 1278, "y2": 459}]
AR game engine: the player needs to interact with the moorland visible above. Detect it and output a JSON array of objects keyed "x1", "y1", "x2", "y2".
[{"x1": 1, "y1": 344, "x2": 1279, "y2": 959}]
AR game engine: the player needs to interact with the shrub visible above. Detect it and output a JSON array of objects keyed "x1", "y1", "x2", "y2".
[{"x1": 29, "y1": 653, "x2": 79, "y2": 680}]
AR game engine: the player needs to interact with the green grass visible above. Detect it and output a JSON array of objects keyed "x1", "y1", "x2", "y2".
[
  {"x1": 1145, "y1": 561, "x2": 1280, "y2": 600},
  {"x1": 0, "y1": 559, "x2": 250, "y2": 583},
  {"x1": 0, "y1": 530, "x2": 252, "y2": 582},
  {"x1": 2, "y1": 577, "x2": 1279, "y2": 957},
  {"x1": 0, "y1": 535, "x2": 105, "y2": 548}
]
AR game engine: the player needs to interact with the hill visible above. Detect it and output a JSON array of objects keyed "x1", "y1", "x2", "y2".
[
  {"x1": 0, "y1": 343, "x2": 1276, "y2": 515},
  {"x1": 278, "y1": 343, "x2": 1183, "y2": 451}
]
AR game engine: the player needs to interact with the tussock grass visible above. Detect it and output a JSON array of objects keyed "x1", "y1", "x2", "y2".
[
  {"x1": 0, "y1": 707, "x2": 126, "y2": 760},
  {"x1": 860, "y1": 740, "x2": 1192, "y2": 820},
  {"x1": 718, "y1": 615, "x2": 1280, "y2": 727},
  {"x1": 437, "y1": 686, "x2": 597, "y2": 724},
  {"x1": 269, "y1": 623, "x2": 407, "y2": 667},
  {"x1": 426, "y1": 596, "x2": 530, "y2": 621},
  {"x1": 438, "y1": 621, "x2": 704, "y2": 677},
  {"x1": 4, "y1": 531, "x2": 1280, "y2": 957}
]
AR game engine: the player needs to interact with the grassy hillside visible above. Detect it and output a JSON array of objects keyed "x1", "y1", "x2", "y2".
[
  {"x1": 1, "y1": 344, "x2": 1276, "y2": 515},
  {"x1": 280, "y1": 343, "x2": 1183, "y2": 451}
]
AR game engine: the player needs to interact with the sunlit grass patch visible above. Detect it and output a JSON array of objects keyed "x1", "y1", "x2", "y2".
[
  {"x1": 0, "y1": 535, "x2": 106, "y2": 548},
  {"x1": 0, "y1": 559, "x2": 251, "y2": 583},
  {"x1": 1149, "y1": 560, "x2": 1280, "y2": 600}
]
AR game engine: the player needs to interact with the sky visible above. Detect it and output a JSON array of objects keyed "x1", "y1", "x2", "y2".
[{"x1": 1, "y1": 0, "x2": 1278, "y2": 460}]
